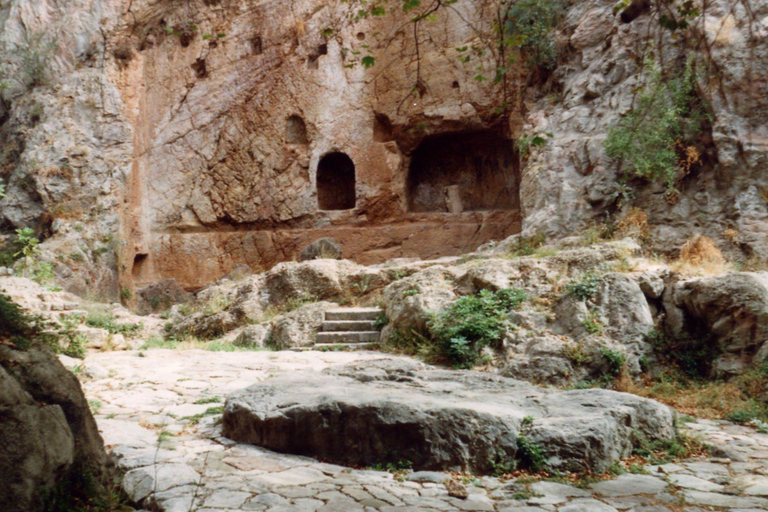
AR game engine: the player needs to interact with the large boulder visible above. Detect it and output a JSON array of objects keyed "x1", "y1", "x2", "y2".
[
  {"x1": 263, "y1": 259, "x2": 365, "y2": 305},
  {"x1": 135, "y1": 278, "x2": 191, "y2": 315},
  {"x1": 0, "y1": 366, "x2": 74, "y2": 512},
  {"x1": 233, "y1": 324, "x2": 272, "y2": 348},
  {"x1": 379, "y1": 266, "x2": 458, "y2": 340},
  {"x1": 223, "y1": 359, "x2": 675, "y2": 474},
  {"x1": 673, "y1": 272, "x2": 768, "y2": 374},
  {"x1": 0, "y1": 345, "x2": 107, "y2": 512},
  {"x1": 592, "y1": 273, "x2": 655, "y2": 373},
  {"x1": 269, "y1": 301, "x2": 338, "y2": 349}
]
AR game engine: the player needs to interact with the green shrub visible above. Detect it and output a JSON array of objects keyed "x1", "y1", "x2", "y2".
[
  {"x1": 505, "y1": 0, "x2": 566, "y2": 70},
  {"x1": 85, "y1": 307, "x2": 143, "y2": 337},
  {"x1": 374, "y1": 311, "x2": 389, "y2": 331},
  {"x1": 564, "y1": 270, "x2": 601, "y2": 300},
  {"x1": 57, "y1": 314, "x2": 87, "y2": 359},
  {"x1": 508, "y1": 231, "x2": 547, "y2": 257},
  {"x1": 429, "y1": 288, "x2": 526, "y2": 369},
  {"x1": 601, "y1": 348, "x2": 626, "y2": 377},
  {"x1": 604, "y1": 59, "x2": 708, "y2": 193},
  {"x1": 516, "y1": 435, "x2": 547, "y2": 471}
]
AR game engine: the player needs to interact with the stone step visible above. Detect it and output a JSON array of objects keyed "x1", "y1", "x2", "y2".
[
  {"x1": 322, "y1": 320, "x2": 376, "y2": 332},
  {"x1": 325, "y1": 308, "x2": 382, "y2": 321},
  {"x1": 292, "y1": 342, "x2": 381, "y2": 352},
  {"x1": 315, "y1": 331, "x2": 381, "y2": 344}
]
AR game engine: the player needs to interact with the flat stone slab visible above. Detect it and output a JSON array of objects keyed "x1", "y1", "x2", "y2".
[
  {"x1": 223, "y1": 360, "x2": 674, "y2": 474},
  {"x1": 590, "y1": 474, "x2": 668, "y2": 496},
  {"x1": 668, "y1": 473, "x2": 724, "y2": 492},
  {"x1": 122, "y1": 463, "x2": 200, "y2": 502}
]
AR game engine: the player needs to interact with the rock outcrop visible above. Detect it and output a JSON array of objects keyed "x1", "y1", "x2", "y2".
[
  {"x1": 299, "y1": 238, "x2": 343, "y2": 262},
  {"x1": 0, "y1": 345, "x2": 107, "y2": 512},
  {"x1": 223, "y1": 359, "x2": 675, "y2": 474},
  {"x1": 671, "y1": 272, "x2": 768, "y2": 375},
  {"x1": 0, "y1": 0, "x2": 763, "y2": 296}
]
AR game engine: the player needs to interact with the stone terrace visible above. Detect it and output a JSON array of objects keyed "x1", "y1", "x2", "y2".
[{"x1": 72, "y1": 349, "x2": 768, "y2": 512}]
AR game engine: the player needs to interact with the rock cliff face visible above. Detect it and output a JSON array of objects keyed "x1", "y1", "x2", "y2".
[
  {"x1": 521, "y1": 0, "x2": 768, "y2": 262},
  {"x1": 0, "y1": 0, "x2": 765, "y2": 296}
]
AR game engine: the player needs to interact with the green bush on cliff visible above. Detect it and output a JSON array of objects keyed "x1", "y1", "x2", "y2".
[
  {"x1": 604, "y1": 59, "x2": 708, "y2": 194},
  {"x1": 429, "y1": 288, "x2": 526, "y2": 369},
  {"x1": 505, "y1": 0, "x2": 566, "y2": 70}
]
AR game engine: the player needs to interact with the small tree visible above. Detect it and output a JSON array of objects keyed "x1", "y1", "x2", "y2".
[
  {"x1": 604, "y1": 59, "x2": 707, "y2": 196},
  {"x1": 14, "y1": 228, "x2": 54, "y2": 284}
]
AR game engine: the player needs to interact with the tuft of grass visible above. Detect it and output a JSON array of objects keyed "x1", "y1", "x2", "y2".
[
  {"x1": 507, "y1": 231, "x2": 547, "y2": 257},
  {"x1": 183, "y1": 405, "x2": 224, "y2": 425},
  {"x1": 139, "y1": 334, "x2": 267, "y2": 352},
  {"x1": 601, "y1": 348, "x2": 627, "y2": 378},
  {"x1": 157, "y1": 430, "x2": 176, "y2": 443},
  {"x1": 614, "y1": 207, "x2": 650, "y2": 242},
  {"x1": 631, "y1": 430, "x2": 708, "y2": 465},
  {"x1": 582, "y1": 311, "x2": 604, "y2": 335},
  {"x1": 85, "y1": 306, "x2": 143, "y2": 337},
  {"x1": 193, "y1": 396, "x2": 221, "y2": 405},
  {"x1": 622, "y1": 363, "x2": 768, "y2": 424},
  {"x1": 679, "y1": 235, "x2": 725, "y2": 266},
  {"x1": 139, "y1": 336, "x2": 178, "y2": 350},
  {"x1": 202, "y1": 295, "x2": 232, "y2": 316},
  {"x1": 88, "y1": 399, "x2": 102, "y2": 414},
  {"x1": 673, "y1": 235, "x2": 730, "y2": 276},
  {"x1": 562, "y1": 343, "x2": 591, "y2": 365}
]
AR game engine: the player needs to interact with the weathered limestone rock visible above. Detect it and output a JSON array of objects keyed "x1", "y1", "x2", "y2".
[
  {"x1": 223, "y1": 360, "x2": 675, "y2": 474},
  {"x1": 0, "y1": 366, "x2": 74, "y2": 512},
  {"x1": 269, "y1": 301, "x2": 338, "y2": 349},
  {"x1": 263, "y1": 260, "x2": 368, "y2": 306},
  {"x1": 136, "y1": 279, "x2": 191, "y2": 315},
  {"x1": 0, "y1": 345, "x2": 106, "y2": 512},
  {"x1": 380, "y1": 267, "x2": 458, "y2": 340},
  {"x1": 123, "y1": 463, "x2": 200, "y2": 503},
  {"x1": 300, "y1": 238, "x2": 343, "y2": 262},
  {"x1": 0, "y1": 0, "x2": 764, "y2": 297},
  {"x1": 593, "y1": 273, "x2": 655, "y2": 373},
  {"x1": 674, "y1": 272, "x2": 768, "y2": 374},
  {"x1": 234, "y1": 324, "x2": 272, "y2": 348},
  {"x1": 170, "y1": 309, "x2": 239, "y2": 340}
]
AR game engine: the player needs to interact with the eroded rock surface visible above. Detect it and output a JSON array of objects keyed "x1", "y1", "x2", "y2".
[
  {"x1": 223, "y1": 359, "x2": 674, "y2": 474},
  {"x1": 0, "y1": 345, "x2": 106, "y2": 512},
  {"x1": 673, "y1": 272, "x2": 768, "y2": 375}
]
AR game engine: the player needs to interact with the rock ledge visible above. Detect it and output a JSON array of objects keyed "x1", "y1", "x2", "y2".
[{"x1": 223, "y1": 359, "x2": 675, "y2": 474}]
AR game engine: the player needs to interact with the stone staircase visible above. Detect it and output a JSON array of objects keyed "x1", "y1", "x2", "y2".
[{"x1": 313, "y1": 307, "x2": 382, "y2": 350}]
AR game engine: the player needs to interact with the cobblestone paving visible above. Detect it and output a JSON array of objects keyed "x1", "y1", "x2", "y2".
[{"x1": 78, "y1": 349, "x2": 768, "y2": 512}]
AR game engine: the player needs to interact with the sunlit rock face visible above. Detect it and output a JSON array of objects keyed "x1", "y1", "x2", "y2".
[{"x1": 0, "y1": 0, "x2": 765, "y2": 295}]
